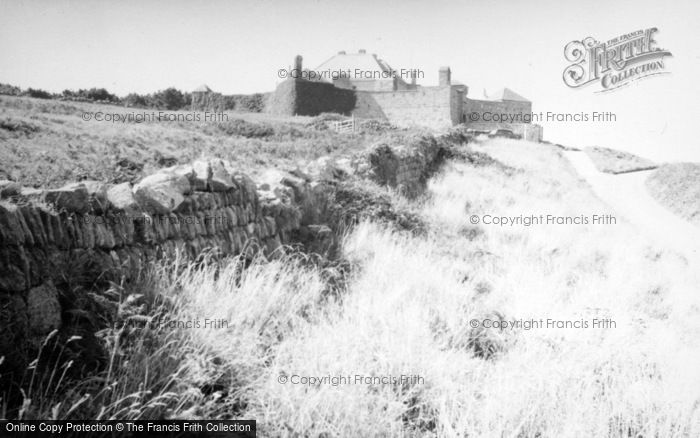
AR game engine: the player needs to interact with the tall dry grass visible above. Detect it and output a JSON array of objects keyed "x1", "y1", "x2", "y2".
[{"x1": 5, "y1": 139, "x2": 699, "y2": 437}]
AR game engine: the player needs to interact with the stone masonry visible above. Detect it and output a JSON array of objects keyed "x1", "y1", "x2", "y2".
[{"x1": 0, "y1": 132, "x2": 458, "y2": 360}]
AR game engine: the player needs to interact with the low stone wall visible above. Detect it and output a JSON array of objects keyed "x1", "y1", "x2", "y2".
[
  {"x1": 0, "y1": 132, "x2": 459, "y2": 368},
  {"x1": 0, "y1": 159, "x2": 312, "y2": 360},
  {"x1": 463, "y1": 98, "x2": 532, "y2": 123},
  {"x1": 467, "y1": 121, "x2": 543, "y2": 142}
]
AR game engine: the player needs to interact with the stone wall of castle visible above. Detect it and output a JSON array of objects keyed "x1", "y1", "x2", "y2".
[
  {"x1": 463, "y1": 98, "x2": 542, "y2": 141},
  {"x1": 463, "y1": 98, "x2": 532, "y2": 124},
  {"x1": 266, "y1": 79, "x2": 356, "y2": 116},
  {"x1": 353, "y1": 86, "x2": 463, "y2": 130},
  {"x1": 267, "y1": 78, "x2": 466, "y2": 131}
]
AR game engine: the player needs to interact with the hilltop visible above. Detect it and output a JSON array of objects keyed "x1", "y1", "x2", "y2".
[{"x1": 0, "y1": 96, "x2": 414, "y2": 188}]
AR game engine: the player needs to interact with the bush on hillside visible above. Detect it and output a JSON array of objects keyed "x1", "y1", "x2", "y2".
[
  {"x1": 0, "y1": 118, "x2": 41, "y2": 136},
  {"x1": 151, "y1": 88, "x2": 187, "y2": 110},
  {"x1": 232, "y1": 93, "x2": 266, "y2": 112},
  {"x1": 24, "y1": 88, "x2": 53, "y2": 99},
  {"x1": 123, "y1": 93, "x2": 150, "y2": 108},
  {"x1": 0, "y1": 83, "x2": 22, "y2": 96},
  {"x1": 215, "y1": 119, "x2": 275, "y2": 138},
  {"x1": 61, "y1": 88, "x2": 120, "y2": 103}
]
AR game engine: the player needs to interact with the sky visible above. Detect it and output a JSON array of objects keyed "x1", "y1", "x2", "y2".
[{"x1": 1, "y1": 0, "x2": 699, "y2": 161}]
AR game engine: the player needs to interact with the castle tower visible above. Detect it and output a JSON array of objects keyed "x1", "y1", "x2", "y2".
[
  {"x1": 439, "y1": 67, "x2": 451, "y2": 86},
  {"x1": 191, "y1": 84, "x2": 212, "y2": 110}
]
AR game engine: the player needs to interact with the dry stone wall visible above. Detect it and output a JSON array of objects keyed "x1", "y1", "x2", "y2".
[
  {"x1": 0, "y1": 158, "x2": 313, "y2": 358},
  {"x1": 0, "y1": 133, "x2": 458, "y2": 363},
  {"x1": 463, "y1": 98, "x2": 532, "y2": 123},
  {"x1": 0, "y1": 161, "x2": 289, "y2": 293},
  {"x1": 467, "y1": 121, "x2": 543, "y2": 142}
]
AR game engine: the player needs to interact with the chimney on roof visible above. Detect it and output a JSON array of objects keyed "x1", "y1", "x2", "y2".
[
  {"x1": 439, "y1": 66, "x2": 451, "y2": 86},
  {"x1": 410, "y1": 70, "x2": 417, "y2": 86},
  {"x1": 358, "y1": 49, "x2": 366, "y2": 54},
  {"x1": 294, "y1": 55, "x2": 303, "y2": 72},
  {"x1": 338, "y1": 50, "x2": 346, "y2": 55}
]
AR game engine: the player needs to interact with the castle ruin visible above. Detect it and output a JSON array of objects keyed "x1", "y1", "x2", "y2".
[{"x1": 267, "y1": 50, "x2": 542, "y2": 141}]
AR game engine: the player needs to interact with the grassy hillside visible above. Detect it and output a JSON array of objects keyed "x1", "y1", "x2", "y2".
[
  {"x1": 0, "y1": 96, "x2": 410, "y2": 188},
  {"x1": 10, "y1": 139, "x2": 698, "y2": 436},
  {"x1": 646, "y1": 163, "x2": 700, "y2": 226}
]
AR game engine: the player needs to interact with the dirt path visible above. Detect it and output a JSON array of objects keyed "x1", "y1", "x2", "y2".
[{"x1": 564, "y1": 150, "x2": 700, "y2": 268}]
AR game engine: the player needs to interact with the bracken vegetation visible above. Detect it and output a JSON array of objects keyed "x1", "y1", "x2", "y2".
[{"x1": 0, "y1": 96, "x2": 416, "y2": 188}]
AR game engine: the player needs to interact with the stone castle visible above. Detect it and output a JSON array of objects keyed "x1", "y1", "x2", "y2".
[{"x1": 264, "y1": 50, "x2": 542, "y2": 141}]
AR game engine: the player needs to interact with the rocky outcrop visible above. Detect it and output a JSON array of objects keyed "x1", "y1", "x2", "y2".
[{"x1": 353, "y1": 134, "x2": 451, "y2": 197}]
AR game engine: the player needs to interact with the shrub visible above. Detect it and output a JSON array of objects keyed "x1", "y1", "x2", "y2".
[
  {"x1": 217, "y1": 119, "x2": 275, "y2": 138},
  {"x1": 83, "y1": 88, "x2": 119, "y2": 102},
  {"x1": 232, "y1": 93, "x2": 266, "y2": 112},
  {"x1": 58, "y1": 88, "x2": 119, "y2": 103},
  {"x1": 0, "y1": 83, "x2": 22, "y2": 96},
  {"x1": 152, "y1": 87, "x2": 187, "y2": 110},
  {"x1": 24, "y1": 88, "x2": 53, "y2": 99},
  {"x1": 0, "y1": 118, "x2": 41, "y2": 136},
  {"x1": 123, "y1": 93, "x2": 150, "y2": 108}
]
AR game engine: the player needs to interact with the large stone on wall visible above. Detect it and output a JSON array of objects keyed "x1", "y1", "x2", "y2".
[
  {"x1": 0, "y1": 180, "x2": 21, "y2": 198},
  {"x1": 107, "y1": 182, "x2": 139, "y2": 214},
  {"x1": 210, "y1": 159, "x2": 235, "y2": 191},
  {"x1": 133, "y1": 172, "x2": 192, "y2": 214},
  {"x1": 178, "y1": 159, "x2": 236, "y2": 192},
  {"x1": 26, "y1": 282, "x2": 62, "y2": 339},
  {"x1": 20, "y1": 187, "x2": 44, "y2": 202},
  {"x1": 44, "y1": 183, "x2": 90, "y2": 214},
  {"x1": 43, "y1": 181, "x2": 110, "y2": 214},
  {"x1": 191, "y1": 161, "x2": 212, "y2": 191}
]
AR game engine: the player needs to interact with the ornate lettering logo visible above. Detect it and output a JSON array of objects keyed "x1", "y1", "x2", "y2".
[{"x1": 563, "y1": 28, "x2": 672, "y2": 92}]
